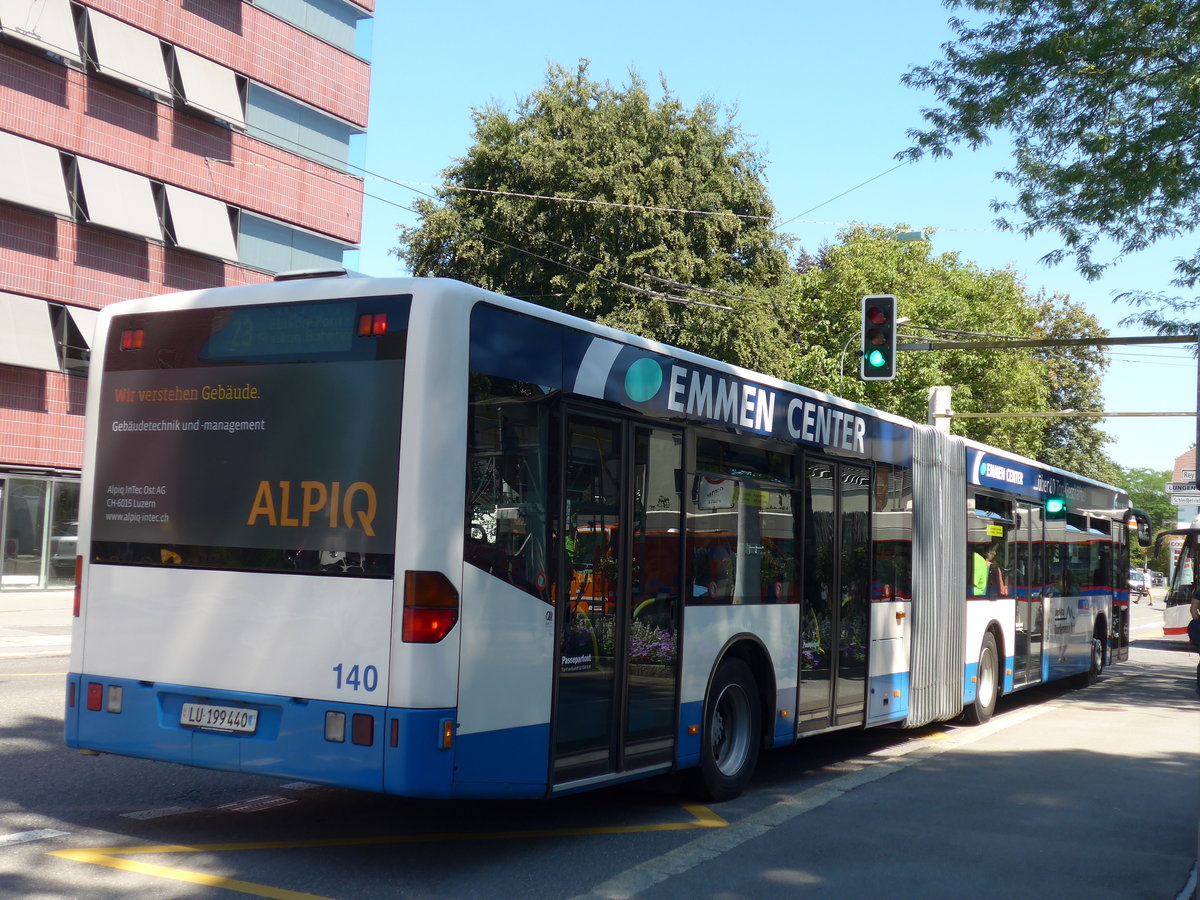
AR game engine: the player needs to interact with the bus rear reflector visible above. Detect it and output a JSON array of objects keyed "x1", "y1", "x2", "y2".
[
  {"x1": 86, "y1": 683, "x2": 103, "y2": 711},
  {"x1": 402, "y1": 571, "x2": 459, "y2": 643},
  {"x1": 351, "y1": 714, "x2": 374, "y2": 746}
]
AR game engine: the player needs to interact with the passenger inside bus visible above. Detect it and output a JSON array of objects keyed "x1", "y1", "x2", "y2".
[{"x1": 972, "y1": 538, "x2": 1008, "y2": 598}]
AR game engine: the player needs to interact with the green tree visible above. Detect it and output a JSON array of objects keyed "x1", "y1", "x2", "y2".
[
  {"x1": 397, "y1": 60, "x2": 791, "y2": 360},
  {"x1": 1030, "y1": 293, "x2": 1116, "y2": 482},
  {"x1": 901, "y1": 1, "x2": 1200, "y2": 335},
  {"x1": 601, "y1": 272, "x2": 806, "y2": 381},
  {"x1": 794, "y1": 226, "x2": 1112, "y2": 471},
  {"x1": 1116, "y1": 466, "x2": 1173, "y2": 568}
]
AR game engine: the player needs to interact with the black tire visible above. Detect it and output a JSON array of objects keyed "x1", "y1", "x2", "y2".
[
  {"x1": 1077, "y1": 625, "x2": 1105, "y2": 687},
  {"x1": 691, "y1": 657, "x2": 761, "y2": 802},
  {"x1": 962, "y1": 631, "x2": 1000, "y2": 725}
]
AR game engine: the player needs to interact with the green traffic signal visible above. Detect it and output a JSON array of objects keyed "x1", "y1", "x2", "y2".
[
  {"x1": 860, "y1": 294, "x2": 897, "y2": 381},
  {"x1": 1045, "y1": 496, "x2": 1067, "y2": 518}
]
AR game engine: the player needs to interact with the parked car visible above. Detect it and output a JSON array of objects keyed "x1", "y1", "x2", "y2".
[
  {"x1": 1128, "y1": 569, "x2": 1150, "y2": 601},
  {"x1": 49, "y1": 521, "x2": 77, "y2": 578}
]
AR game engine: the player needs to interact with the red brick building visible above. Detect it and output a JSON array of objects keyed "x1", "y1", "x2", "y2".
[{"x1": 0, "y1": 0, "x2": 373, "y2": 589}]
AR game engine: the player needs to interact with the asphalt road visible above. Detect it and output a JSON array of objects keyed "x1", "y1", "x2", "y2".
[{"x1": 0, "y1": 597, "x2": 1196, "y2": 899}]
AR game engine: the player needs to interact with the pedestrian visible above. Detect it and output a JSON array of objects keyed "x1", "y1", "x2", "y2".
[
  {"x1": 971, "y1": 539, "x2": 1008, "y2": 598},
  {"x1": 1188, "y1": 588, "x2": 1200, "y2": 698}
]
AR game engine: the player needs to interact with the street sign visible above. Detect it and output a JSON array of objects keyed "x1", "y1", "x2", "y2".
[
  {"x1": 1169, "y1": 494, "x2": 1200, "y2": 506},
  {"x1": 1165, "y1": 482, "x2": 1198, "y2": 492}
]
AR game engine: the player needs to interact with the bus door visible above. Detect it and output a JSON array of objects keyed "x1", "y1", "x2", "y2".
[
  {"x1": 798, "y1": 460, "x2": 870, "y2": 732},
  {"x1": 1111, "y1": 522, "x2": 1129, "y2": 662},
  {"x1": 1012, "y1": 503, "x2": 1044, "y2": 687},
  {"x1": 552, "y1": 412, "x2": 683, "y2": 785}
]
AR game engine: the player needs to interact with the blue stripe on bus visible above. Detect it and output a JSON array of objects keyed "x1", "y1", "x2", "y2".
[
  {"x1": 677, "y1": 700, "x2": 703, "y2": 768},
  {"x1": 962, "y1": 658, "x2": 1015, "y2": 703},
  {"x1": 69, "y1": 674, "x2": 390, "y2": 792},
  {"x1": 67, "y1": 673, "x2": 555, "y2": 799},
  {"x1": 866, "y1": 672, "x2": 910, "y2": 725},
  {"x1": 448, "y1": 723, "x2": 550, "y2": 799},
  {"x1": 960, "y1": 659, "x2": 1019, "y2": 702}
]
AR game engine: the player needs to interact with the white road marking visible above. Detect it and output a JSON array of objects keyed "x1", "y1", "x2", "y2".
[
  {"x1": 121, "y1": 806, "x2": 192, "y2": 820},
  {"x1": 0, "y1": 829, "x2": 69, "y2": 848},
  {"x1": 216, "y1": 795, "x2": 297, "y2": 813}
]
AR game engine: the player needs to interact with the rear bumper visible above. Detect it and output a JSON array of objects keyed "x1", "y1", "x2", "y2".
[{"x1": 65, "y1": 673, "x2": 456, "y2": 795}]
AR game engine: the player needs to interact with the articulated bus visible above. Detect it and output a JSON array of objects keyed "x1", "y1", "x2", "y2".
[{"x1": 66, "y1": 275, "x2": 1152, "y2": 800}]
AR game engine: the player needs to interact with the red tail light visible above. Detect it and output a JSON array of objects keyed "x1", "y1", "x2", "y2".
[
  {"x1": 73, "y1": 555, "x2": 82, "y2": 617},
  {"x1": 357, "y1": 313, "x2": 387, "y2": 337},
  {"x1": 86, "y1": 683, "x2": 103, "y2": 711},
  {"x1": 402, "y1": 571, "x2": 459, "y2": 643}
]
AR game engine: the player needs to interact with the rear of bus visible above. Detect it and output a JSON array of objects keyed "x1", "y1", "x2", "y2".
[{"x1": 65, "y1": 279, "x2": 430, "y2": 792}]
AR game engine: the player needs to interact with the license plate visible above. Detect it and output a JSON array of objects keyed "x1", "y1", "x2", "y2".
[{"x1": 180, "y1": 702, "x2": 258, "y2": 734}]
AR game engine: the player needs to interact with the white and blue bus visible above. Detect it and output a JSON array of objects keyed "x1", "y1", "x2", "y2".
[
  {"x1": 65, "y1": 275, "x2": 1151, "y2": 800},
  {"x1": 1156, "y1": 520, "x2": 1199, "y2": 642}
]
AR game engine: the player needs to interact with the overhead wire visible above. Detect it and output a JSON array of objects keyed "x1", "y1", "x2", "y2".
[
  {"x1": 4, "y1": 32, "x2": 1194, "y2": 349},
  {"x1": 6, "y1": 37, "x2": 762, "y2": 309},
  {"x1": 0, "y1": 31, "x2": 974, "y2": 308}
]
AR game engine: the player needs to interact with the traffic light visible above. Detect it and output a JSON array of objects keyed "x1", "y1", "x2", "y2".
[
  {"x1": 860, "y1": 294, "x2": 898, "y2": 380},
  {"x1": 1044, "y1": 495, "x2": 1067, "y2": 520}
]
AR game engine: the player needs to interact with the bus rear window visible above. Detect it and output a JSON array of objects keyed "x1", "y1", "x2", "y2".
[{"x1": 90, "y1": 296, "x2": 410, "y2": 578}]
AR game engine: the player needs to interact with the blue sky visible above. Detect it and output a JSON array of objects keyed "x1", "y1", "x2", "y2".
[{"x1": 354, "y1": 0, "x2": 1195, "y2": 475}]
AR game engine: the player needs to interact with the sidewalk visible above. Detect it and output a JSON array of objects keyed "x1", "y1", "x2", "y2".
[
  {"x1": 0, "y1": 589, "x2": 73, "y2": 658},
  {"x1": 622, "y1": 640, "x2": 1200, "y2": 900}
]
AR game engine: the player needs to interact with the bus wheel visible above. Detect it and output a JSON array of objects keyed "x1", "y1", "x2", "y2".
[
  {"x1": 692, "y1": 657, "x2": 761, "y2": 802},
  {"x1": 1077, "y1": 626, "x2": 1105, "y2": 687},
  {"x1": 962, "y1": 631, "x2": 999, "y2": 725}
]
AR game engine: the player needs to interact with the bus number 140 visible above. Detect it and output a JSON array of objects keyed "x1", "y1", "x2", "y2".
[{"x1": 332, "y1": 663, "x2": 379, "y2": 692}]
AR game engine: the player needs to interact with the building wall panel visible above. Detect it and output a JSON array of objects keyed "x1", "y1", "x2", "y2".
[
  {"x1": 0, "y1": 207, "x2": 268, "y2": 310},
  {"x1": 0, "y1": 365, "x2": 86, "y2": 468}
]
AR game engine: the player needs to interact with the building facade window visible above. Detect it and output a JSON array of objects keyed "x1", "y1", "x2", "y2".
[
  {"x1": 171, "y1": 45, "x2": 246, "y2": 129},
  {"x1": 246, "y1": 83, "x2": 358, "y2": 171},
  {"x1": 0, "y1": 0, "x2": 82, "y2": 63},
  {"x1": 0, "y1": 132, "x2": 72, "y2": 217},
  {"x1": 81, "y1": 7, "x2": 172, "y2": 98},
  {"x1": 238, "y1": 211, "x2": 349, "y2": 272},
  {"x1": 251, "y1": 0, "x2": 366, "y2": 54},
  {"x1": 0, "y1": 474, "x2": 78, "y2": 590}
]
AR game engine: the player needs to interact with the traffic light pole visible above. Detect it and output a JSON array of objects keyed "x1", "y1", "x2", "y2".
[{"x1": 896, "y1": 334, "x2": 1195, "y2": 351}]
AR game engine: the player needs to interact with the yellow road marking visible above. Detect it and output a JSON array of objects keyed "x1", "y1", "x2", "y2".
[
  {"x1": 49, "y1": 850, "x2": 325, "y2": 900},
  {"x1": 49, "y1": 803, "x2": 727, "y2": 899}
]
